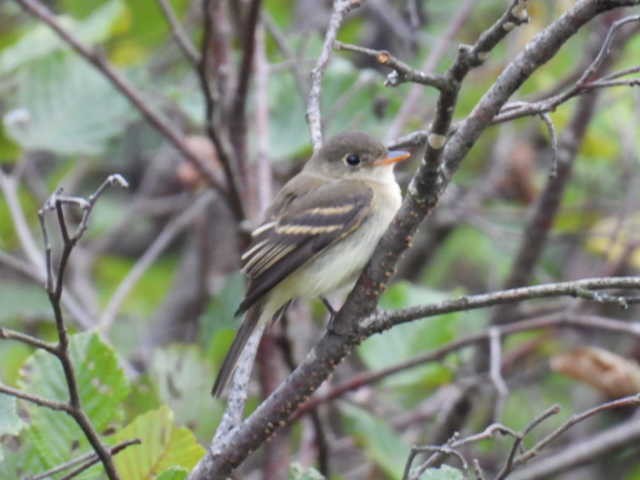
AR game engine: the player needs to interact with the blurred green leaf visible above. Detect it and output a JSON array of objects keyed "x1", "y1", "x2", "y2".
[
  {"x1": 150, "y1": 345, "x2": 221, "y2": 441},
  {"x1": 157, "y1": 467, "x2": 189, "y2": 480},
  {"x1": 0, "y1": 0, "x2": 125, "y2": 74},
  {"x1": 419, "y1": 465, "x2": 465, "y2": 480},
  {"x1": 5, "y1": 52, "x2": 136, "y2": 155},
  {"x1": 17, "y1": 332, "x2": 130, "y2": 472},
  {"x1": 0, "y1": 282, "x2": 51, "y2": 324},
  {"x1": 289, "y1": 462, "x2": 325, "y2": 480},
  {"x1": 112, "y1": 405, "x2": 205, "y2": 479},
  {"x1": 341, "y1": 403, "x2": 409, "y2": 479},
  {"x1": 0, "y1": 394, "x2": 24, "y2": 436},
  {"x1": 358, "y1": 282, "x2": 457, "y2": 388}
]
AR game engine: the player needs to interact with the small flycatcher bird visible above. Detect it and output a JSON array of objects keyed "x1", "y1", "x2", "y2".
[{"x1": 211, "y1": 131, "x2": 410, "y2": 396}]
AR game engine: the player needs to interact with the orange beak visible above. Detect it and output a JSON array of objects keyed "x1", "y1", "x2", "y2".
[{"x1": 374, "y1": 150, "x2": 411, "y2": 166}]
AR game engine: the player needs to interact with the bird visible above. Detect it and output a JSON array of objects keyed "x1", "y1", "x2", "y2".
[{"x1": 211, "y1": 131, "x2": 410, "y2": 396}]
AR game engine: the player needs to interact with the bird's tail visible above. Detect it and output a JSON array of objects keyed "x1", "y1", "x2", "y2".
[{"x1": 211, "y1": 305, "x2": 264, "y2": 397}]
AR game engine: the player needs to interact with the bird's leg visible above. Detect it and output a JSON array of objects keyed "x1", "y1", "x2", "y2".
[{"x1": 321, "y1": 296, "x2": 339, "y2": 333}]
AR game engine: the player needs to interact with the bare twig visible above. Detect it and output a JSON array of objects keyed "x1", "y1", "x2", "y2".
[
  {"x1": 488, "y1": 327, "x2": 508, "y2": 420},
  {"x1": 0, "y1": 177, "x2": 129, "y2": 480},
  {"x1": 199, "y1": 0, "x2": 246, "y2": 221},
  {"x1": 0, "y1": 327, "x2": 58, "y2": 354},
  {"x1": 335, "y1": 41, "x2": 448, "y2": 90},
  {"x1": 495, "y1": 405, "x2": 561, "y2": 480},
  {"x1": 12, "y1": 0, "x2": 227, "y2": 197},
  {"x1": 0, "y1": 384, "x2": 71, "y2": 413},
  {"x1": 155, "y1": 0, "x2": 200, "y2": 67},
  {"x1": 293, "y1": 312, "x2": 640, "y2": 418},
  {"x1": 360, "y1": 276, "x2": 640, "y2": 334},
  {"x1": 510, "y1": 415, "x2": 640, "y2": 480},
  {"x1": 306, "y1": 0, "x2": 363, "y2": 150},
  {"x1": 28, "y1": 439, "x2": 141, "y2": 480},
  {"x1": 189, "y1": 1, "x2": 640, "y2": 477},
  {"x1": 387, "y1": 0, "x2": 475, "y2": 140},
  {"x1": 514, "y1": 393, "x2": 640, "y2": 467}
]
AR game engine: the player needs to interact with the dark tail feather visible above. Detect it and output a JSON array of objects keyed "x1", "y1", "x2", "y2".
[{"x1": 211, "y1": 306, "x2": 262, "y2": 397}]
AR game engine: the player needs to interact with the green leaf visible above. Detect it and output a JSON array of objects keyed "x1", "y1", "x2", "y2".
[
  {"x1": 419, "y1": 465, "x2": 465, "y2": 480},
  {"x1": 0, "y1": 282, "x2": 51, "y2": 324},
  {"x1": 17, "y1": 332, "x2": 130, "y2": 472},
  {"x1": 0, "y1": 394, "x2": 25, "y2": 436},
  {"x1": 0, "y1": 0, "x2": 125, "y2": 74},
  {"x1": 112, "y1": 405, "x2": 205, "y2": 479},
  {"x1": 150, "y1": 345, "x2": 222, "y2": 441},
  {"x1": 289, "y1": 462, "x2": 326, "y2": 480},
  {"x1": 4, "y1": 52, "x2": 136, "y2": 155},
  {"x1": 157, "y1": 467, "x2": 189, "y2": 480},
  {"x1": 341, "y1": 403, "x2": 409, "y2": 479},
  {"x1": 358, "y1": 282, "x2": 457, "y2": 388}
]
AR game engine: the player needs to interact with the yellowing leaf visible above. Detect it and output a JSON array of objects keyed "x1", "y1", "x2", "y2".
[
  {"x1": 112, "y1": 406, "x2": 204, "y2": 480},
  {"x1": 585, "y1": 214, "x2": 640, "y2": 268}
]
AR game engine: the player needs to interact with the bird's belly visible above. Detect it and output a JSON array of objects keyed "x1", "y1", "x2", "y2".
[{"x1": 277, "y1": 207, "x2": 396, "y2": 302}]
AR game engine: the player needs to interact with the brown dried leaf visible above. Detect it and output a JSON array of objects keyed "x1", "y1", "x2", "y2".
[{"x1": 550, "y1": 346, "x2": 640, "y2": 398}]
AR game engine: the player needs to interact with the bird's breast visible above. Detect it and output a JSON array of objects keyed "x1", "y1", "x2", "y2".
[{"x1": 277, "y1": 181, "x2": 402, "y2": 301}]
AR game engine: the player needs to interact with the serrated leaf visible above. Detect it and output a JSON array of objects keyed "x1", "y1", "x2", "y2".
[
  {"x1": 17, "y1": 332, "x2": 129, "y2": 473},
  {"x1": 289, "y1": 462, "x2": 326, "y2": 480},
  {"x1": 419, "y1": 465, "x2": 465, "y2": 480},
  {"x1": 0, "y1": 0, "x2": 125, "y2": 74},
  {"x1": 341, "y1": 403, "x2": 409, "y2": 479},
  {"x1": 0, "y1": 394, "x2": 25, "y2": 436},
  {"x1": 112, "y1": 405, "x2": 205, "y2": 480},
  {"x1": 4, "y1": 53, "x2": 136, "y2": 155}
]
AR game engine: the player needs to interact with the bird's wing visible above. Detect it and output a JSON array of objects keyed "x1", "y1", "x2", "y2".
[{"x1": 236, "y1": 178, "x2": 373, "y2": 315}]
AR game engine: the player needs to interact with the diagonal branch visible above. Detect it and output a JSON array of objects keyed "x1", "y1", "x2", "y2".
[
  {"x1": 12, "y1": 0, "x2": 227, "y2": 197},
  {"x1": 188, "y1": 2, "x2": 640, "y2": 477},
  {"x1": 306, "y1": 0, "x2": 363, "y2": 150}
]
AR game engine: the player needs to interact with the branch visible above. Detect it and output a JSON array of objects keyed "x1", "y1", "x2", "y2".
[
  {"x1": 306, "y1": 0, "x2": 363, "y2": 150},
  {"x1": 0, "y1": 384, "x2": 71, "y2": 413},
  {"x1": 28, "y1": 439, "x2": 141, "y2": 480},
  {"x1": 155, "y1": 0, "x2": 200, "y2": 67},
  {"x1": 198, "y1": 0, "x2": 246, "y2": 221},
  {"x1": 493, "y1": 13, "x2": 640, "y2": 124},
  {"x1": 509, "y1": 414, "x2": 640, "y2": 479},
  {"x1": 12, "y1": 0, "x2": 227, "y2": 197},
  {"x1": 334, "y1": 41, "x2": 448, "y2": 90},
  {"x1": 292, "y1": 312, "x2": 640, "y2": 418},
  {"x1": 361, "y1": 276, "x2": 640, "y2": 334},
  {"x1": 190, "y1": 1, "x2": 640, "y2": 477}
]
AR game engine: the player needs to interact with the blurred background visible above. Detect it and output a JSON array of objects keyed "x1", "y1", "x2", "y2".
[{"x1": 1, "y1": 0, "x2": 639, "y2": 479}]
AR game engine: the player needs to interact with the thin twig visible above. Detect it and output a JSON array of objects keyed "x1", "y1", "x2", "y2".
[
  {"x1": 28, "y1": 439, "x2": 141, "y2": 480},
  {"x1": 198, "y1": 0, "x2": 246, "y2": 221},
  {"x1": 335, "y1": 41, "x2": 448, "y2": 90},
  {"x1": 0, "y1": 384, "x2": 71, "y2": 413},
  {"x1": 0, "y1": 327, "x2": 58, "y2": 354},
  {"x1": 293, "y1": 312, "x2": 640, "y2": 418},
  {"x1": 489, "y1": 327, "x2": 508, "y2": 420},
  {"x1": 306, "y1": 0, "x2": 363, "y2": 150},
  {"x1": 514, "y1": 393, "x2": 640, "y2": 467},
  {"x1": 12, "y1": 0, "x2": 227, "y2": 197},
  {"x1": 360, "y1": 276, "x2": 640, "y2": 334},
  {"x1": 155, "y1": 0, "x2": 200, "y2": 67}
]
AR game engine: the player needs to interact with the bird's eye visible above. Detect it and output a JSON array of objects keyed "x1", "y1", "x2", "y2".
[{"x1": 345, "y1": 153, "x2": 361, "y2": 166}]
